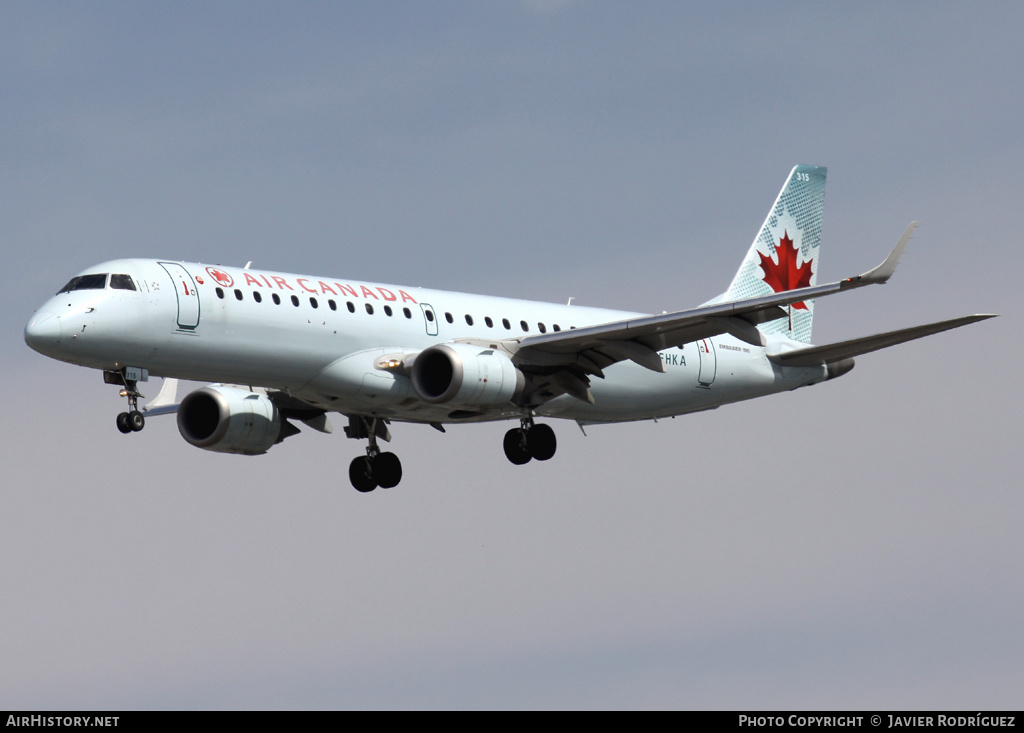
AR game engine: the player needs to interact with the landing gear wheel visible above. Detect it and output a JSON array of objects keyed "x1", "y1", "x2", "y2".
[
  {"x1": 374, "y1": 452, "x2": 403, "y2": 489},
  {"x1": 112, "y1": 369, "x2": 146, "y2": 435},
  {"x1": 349, "y1": 456, "x2": 378, "y2": 493},
  {"x1": 527, "y1": 423, "x2": 557, "y2": 461},
  {"x1": 345, "y1": 417, "x2": 405, "y2": 492},
  {"x1": 128, "y1": 410, "x2": 145, "y2": 432},
  {"x1": 503, "y1": 428, "x2": 532, "y2": 465}
]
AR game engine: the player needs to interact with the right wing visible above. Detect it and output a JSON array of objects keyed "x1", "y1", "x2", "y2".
[{"x1": 510, "y1": 222, "x2": 921, "y2": 378}]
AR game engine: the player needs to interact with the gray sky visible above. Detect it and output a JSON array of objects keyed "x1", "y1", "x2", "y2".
[{"x1": 3, "y1": 1, "x2": 1021, "y2": 709}]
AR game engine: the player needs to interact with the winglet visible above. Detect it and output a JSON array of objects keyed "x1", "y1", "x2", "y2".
[{"x1": 856, "y1": 221, "x2": 917, "y2": 285}]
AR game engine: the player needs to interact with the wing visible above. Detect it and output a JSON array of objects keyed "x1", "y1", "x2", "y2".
[
  {"x1": 141, "y1": 377, "x2": 180, "y2": 416},
  {"x1": 142, "y1": 378, "x2": 335, "y2": 436},
  {"x1": 510, "y1": 223, "x2": 919, "y2": 382}
]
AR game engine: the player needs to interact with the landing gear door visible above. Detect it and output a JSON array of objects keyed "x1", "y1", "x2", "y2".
[
  {"x1": 159, "y1": 262, "x2": 200, "y2": 330},
  {"x1": 421, "y1": 304, "x2": 438, "y2": 336}
]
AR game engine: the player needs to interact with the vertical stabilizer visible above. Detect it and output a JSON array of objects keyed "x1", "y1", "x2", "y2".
[{"x1": 723, "y1": 165, "x2": 827, "y2": 344}]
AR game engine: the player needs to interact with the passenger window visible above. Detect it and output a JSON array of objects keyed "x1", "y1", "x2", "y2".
[
  {"x1": 365, "y1": 303, "x2": 374, "y2": 315},
  {"x1": 384, "y1": 305, "x2": 393, "y2": 316},
  {"x1": 484, "y1": 317, "x2": 493, "y2": 328},
  {"x1": 403, "y1": 307, "x2": 412, "y2": 318},
  {"x1": 272, "y1": 293, "x2": 281, "y2": 305},
  {"x1": 110, "y1": 274, "x2": 136, "y2": 291},
  {"x1": 425, "y1": 310, "x2": 435, "y2": 322},
  {"x1": 291, "y1": 295, "x2": 300, "y2": 307},
  {"x1": 254, "y1": 291, "x2": 262, "y2": 303},
  {"x1": 310, "y1": 298, "x2": 318, "y2": 309},
  {"x1": 216, "y1": 288, "x2": 225, "y2": 299},
  {"x1": 234, "y1": 289, "x2": 243, "y2": 301},
  {"x1": 445, "y1": 312, "x2": 453, "y2": 324},
  {"x1": 520, "y1": 320, "x2": 529, "y2": 332},
  {"x1": 347, "y1": 302, "x2": 355, "y2": 313},
  {"x1": 502, "y1": 318, "x2": 511, "y2": 330},
  {"x1": 329, "y1": 300, "x2": 337, "y2": 311},
  {"x1": 465, "y1": 315, "x2": 474, "y2": 326},
  {"x1": 553, "y1": 324, "x2": 561, "y2": 332},
  {"x1": 538, "y1": 323, "x2": 547, "y2": 333}
]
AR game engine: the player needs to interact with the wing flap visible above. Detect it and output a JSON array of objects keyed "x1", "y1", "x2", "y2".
[{"x1": 596, "y1": 338, "x2": 666, "y2": 373}]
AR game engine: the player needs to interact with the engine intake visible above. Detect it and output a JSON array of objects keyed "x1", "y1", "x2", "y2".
[
  {"x1": 177, "y1": 385, "x2": 285, "y2": 455},
  {"x1": 411, "y1": 344, "x2": 524, "y2": 409}
]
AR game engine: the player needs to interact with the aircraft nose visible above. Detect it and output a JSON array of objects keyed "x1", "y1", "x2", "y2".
[{"x1": 24, "y1": 311, "x2": 61, "y2": 354}]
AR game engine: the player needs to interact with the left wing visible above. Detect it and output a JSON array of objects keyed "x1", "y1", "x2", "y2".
[
  {"x1": 142, "y1": 378, "x2": 334, "y2": 435},
  {"x1": 141, "y1": 377, "x2": 180, "y2": 416},
  {"x1": 510, "y1": 223, "x2": 919, "y2": 378}
]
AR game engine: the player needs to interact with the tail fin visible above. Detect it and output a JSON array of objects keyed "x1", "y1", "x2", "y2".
[{"x1": 721, "y1": 165, "x2": 827, "y2": 344}]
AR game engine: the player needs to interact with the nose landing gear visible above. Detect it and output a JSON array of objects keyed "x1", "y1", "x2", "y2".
[
  {"x1": 105, "y1": 368, "x2": 146, "y2": 434},
  {"x1": 115, "y1": 407, "x2": 145, "y2": 434}
]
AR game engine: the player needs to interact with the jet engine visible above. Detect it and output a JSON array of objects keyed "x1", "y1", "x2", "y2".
[
  {"x1": 411, "y1": 343, "x2": 524, "y2": 409},
  {"x1": 177, "y1": 385, "x2": 286, "y2": 455}
]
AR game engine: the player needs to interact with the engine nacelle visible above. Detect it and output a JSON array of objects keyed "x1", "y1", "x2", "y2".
[
  {"x1": 177, "y1": 385, "x2": 284, "y2": 455},
  {"x1": 411, "y1": 343, "x2": 525, "y2": 409}
]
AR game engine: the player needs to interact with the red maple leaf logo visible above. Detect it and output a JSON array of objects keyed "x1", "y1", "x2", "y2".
[
  {"x1": 206, "y1": 267, "x2": 233, "y2": 287},
  {"x1": 759, "y1": 231, "x2": 813, "y2": 310}
]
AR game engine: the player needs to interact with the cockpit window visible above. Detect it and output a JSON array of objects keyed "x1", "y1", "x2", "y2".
[
  {"x1": 110, "y1": 274, "x2": 136, "y2": 291},
  {"x1": 57, "y1": 273, "x2": 107, "y2": 294}
]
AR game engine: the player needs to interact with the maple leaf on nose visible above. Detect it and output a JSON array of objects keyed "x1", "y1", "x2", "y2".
[{"x1": 759, "y1": 231, "x2": 814, "y2": 309}]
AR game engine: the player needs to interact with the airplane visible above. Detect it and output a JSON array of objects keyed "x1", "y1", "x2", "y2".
[{"x1": 24, "y1": 165, "x2": 994, "y2": 492}]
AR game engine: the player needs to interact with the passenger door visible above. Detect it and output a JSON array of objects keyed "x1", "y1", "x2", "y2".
[{"x1": 158, "y1": 262, "x2": 200, "y2": 329}]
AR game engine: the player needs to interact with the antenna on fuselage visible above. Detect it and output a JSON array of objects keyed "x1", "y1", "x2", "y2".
[
  {"x1": 244, "y1": 262, "x2": 252, "y2": 270},
  {"x1": 567, "y1": 297, "x2": 575, "y2": 306}
]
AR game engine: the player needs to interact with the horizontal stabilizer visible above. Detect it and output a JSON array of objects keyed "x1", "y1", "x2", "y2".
[{"x1": 768, "y1": 314, "x2": 996, "y2": 367}]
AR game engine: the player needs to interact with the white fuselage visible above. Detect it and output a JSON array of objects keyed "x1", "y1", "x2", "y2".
[{"x1": 25, "y1": 258, "x2": 826, "y2": 425}]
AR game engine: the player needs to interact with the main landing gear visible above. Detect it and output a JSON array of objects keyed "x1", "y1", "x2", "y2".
[
  {"x1": 346, "y1": 417, "x2": 402, "y2": 493},
  {"x1": 503, "y1": 417, "x2": 557, "y2": 465},
  {"x1": 344, "y1": 415, "x2": 557, "y2": 492}
]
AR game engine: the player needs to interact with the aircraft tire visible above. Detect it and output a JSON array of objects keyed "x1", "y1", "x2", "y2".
[
  {"x1": 503, "y1": 428, "x2": 532, "y2": 465},
  {"x1": 116, "y1": 412, "x2": 132, "y2": 434},
  {"x1": 128, "y1": 410, "x2": 146, "y2": 432},
  {"x1": 527, "y1": 423, "x2": 556, "y2": 461},
  {"x1": 349, "y1": 456, "x2": 378, "y2": 493},
  {"x1": 374, "y1": 452, "x2": 402, "y2": 489}
]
